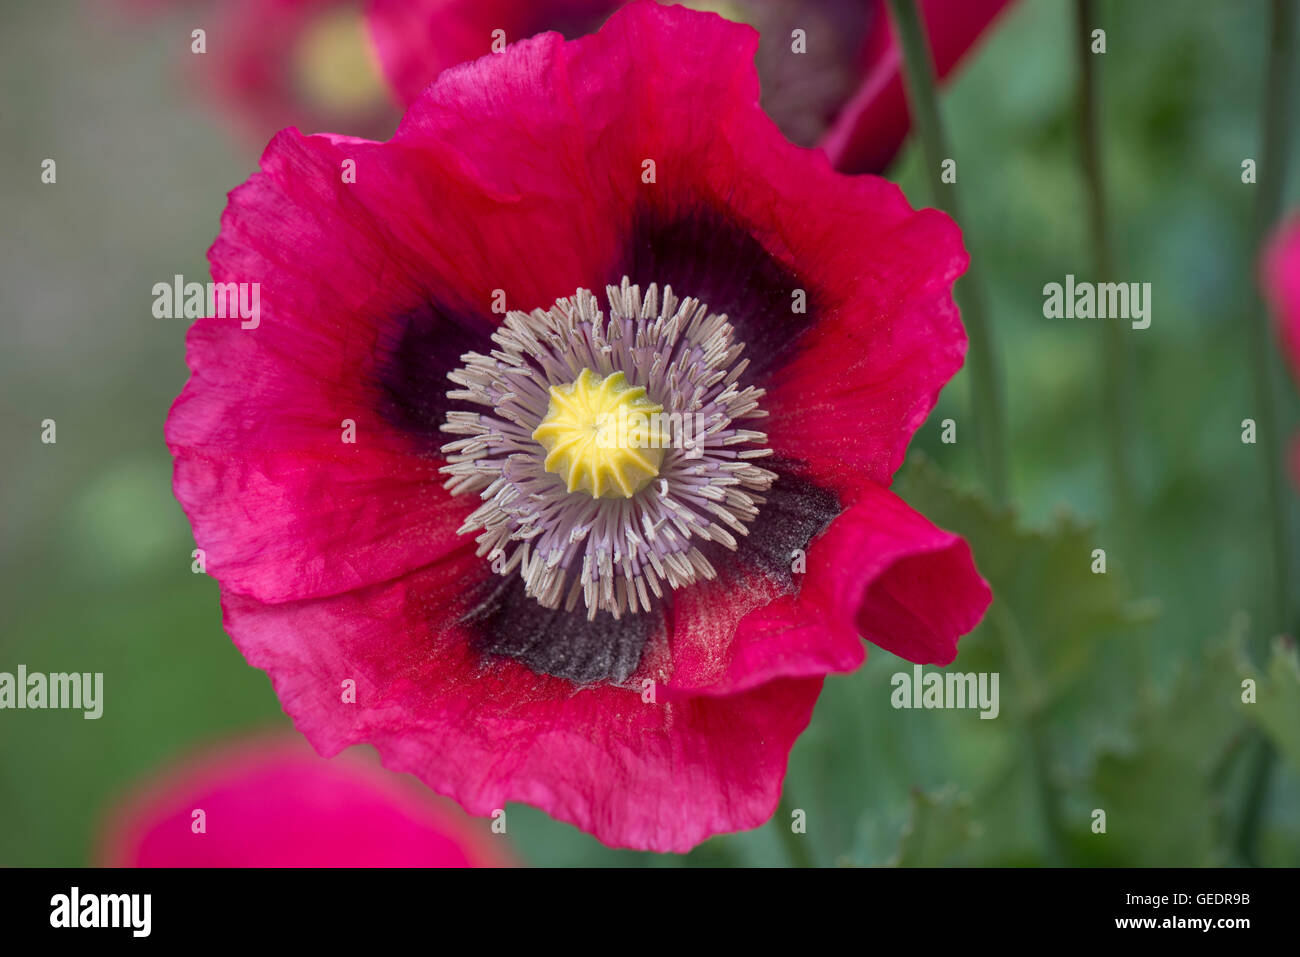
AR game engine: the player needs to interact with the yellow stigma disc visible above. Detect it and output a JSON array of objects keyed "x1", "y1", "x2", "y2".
[{"x1": 531, "y1": 369, "x2": 669, "y2": 498}]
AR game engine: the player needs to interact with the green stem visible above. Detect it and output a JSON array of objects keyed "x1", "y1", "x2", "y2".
[
  {"x1": 1236, "y1": 0, "x2": 1296, "y2": 865},
  {"x1": 991, "y1": 601, "x2": 1067, "y2": 864},
  {"x1": 1248, "y1": 0, "x2": 1297, "y2": 642},
  {"x1": 887, "y1": 0, "x2": 1009, "y2": 502},
  {"x1": 775, "y1": 792, "x2": 814, "y2": 868},
  {"x1": 1234, "y1": 731, "x2": 1274, "y2": 866},
  {"x1": 1075, "y1": 0, "x2": 1137, "y2": 565},
  {"x1": 889, "y1": 0, "x2": 1065, "y2": 860}
]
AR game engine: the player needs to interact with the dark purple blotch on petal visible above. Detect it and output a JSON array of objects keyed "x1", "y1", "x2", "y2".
[
  {"x1": 372, "y1": 300, "x2": 494, "y2": 451},
  {"x1": 462, "y1": 574, "x2": 664, "y2": 684},
  {"x1": 617, "y1": 204, "x2": 817, "y2": 382},
  {"x1": 706, "y1": 460, "x2": 841, "y2": 590}
]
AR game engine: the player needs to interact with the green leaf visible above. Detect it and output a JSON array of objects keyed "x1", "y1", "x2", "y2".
[
  {"x1": 889, "y1": 787, "x2": 980, "y2": 866},
  {"x1": 1087, "y1": 623, "x2": 1247, "y2": 865},
  {"x1": 1239, "y1": 635, "x2": 1300, "y2": 773},
  {"x1": 893, "y1": 454, "x2": 1161, "y2": 862},
  {"x1": 894, "y1": 454, "x2": 1155, "y2": 719}
]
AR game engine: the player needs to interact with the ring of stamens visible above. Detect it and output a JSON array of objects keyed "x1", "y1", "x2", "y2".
[{"x1": 440, "y1": 277, "x2": 774, "y2": 619}]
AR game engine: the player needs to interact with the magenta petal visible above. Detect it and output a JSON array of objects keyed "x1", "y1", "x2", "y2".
[
  {"x1": 165, "y1": 126, "x2": 526, "y2": 603},
  {"x1": 801, "y1": 484, "x2": 991, "y2": 666},
  {"x1": 762, "y1": 203, "x2": 969, "y2": 496},
  {"x1": 219, "y1": 560, "x2": 822, "y2": 853},
  {"x1": 664, "y1": 583, "x2": 866, "y2": 697},
  {"x1": 367, "y1": 0, "x2": 621, "y2": 105},
  {"x1": 99, "y1": 735, "x2": 506, "y2": 867}
]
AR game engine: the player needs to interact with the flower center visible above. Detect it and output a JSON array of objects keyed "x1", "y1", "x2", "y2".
[
  {"x1": 441, "y1": 278, "x2": 774, "y2": 619},
  {"x1": 531, "y1": 369, "x2": 667, "y2": 499},
  {"x1": 292, "y1": 8, "x2": 389, "y2": 115}
]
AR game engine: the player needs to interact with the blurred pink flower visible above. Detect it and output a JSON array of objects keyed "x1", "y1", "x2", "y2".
[
  {"x1": 206, "y1": 0, "x2": 401, "y2": 140},
  {"x1": 112, "y1": 0, "x2": 402, "y2": 140},
  {"x1": 1264, "y1": 215, "x2": 1300, "y2": 486},
  {"x1": 1265, "y1": 216, "x2": 1300, "y2": 378},
  {"x1": 99, "y1": 735, "x2": 508, "y2": 867}
]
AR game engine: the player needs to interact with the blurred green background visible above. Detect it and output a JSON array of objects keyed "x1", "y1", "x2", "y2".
[{"x1": 2, "y1": 0, "x2": 1298, "y2": 866}]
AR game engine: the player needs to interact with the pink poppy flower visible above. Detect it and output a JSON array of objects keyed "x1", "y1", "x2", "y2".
[
  {"x1": 1266, "y1": 217, "x2": 1300, "y2": 377},
  {"x1": 166, "y1": 0, "x2": 990, "y2": 852},
  {"x1": 202, "y1": 0, "x2": 401, "y2": 141},
  {"x1": 98, "y1": 736, "x2": 507, "y2": 866},
  {"x1": 367, "y1": 0, "x2": 1013, "y2": 173},
  {"x1": 1264, "y1": 216, "x2": 1300, "y2": 482}
]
